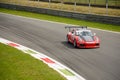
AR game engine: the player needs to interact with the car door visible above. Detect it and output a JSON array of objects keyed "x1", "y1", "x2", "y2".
[{"x1": 71, "y1": 31, "x2": 76, "y2": 43}]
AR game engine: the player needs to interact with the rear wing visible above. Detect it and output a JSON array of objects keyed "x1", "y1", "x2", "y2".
[{"x1": 65, "y1": 26, "x2": 87, "y2": 31}]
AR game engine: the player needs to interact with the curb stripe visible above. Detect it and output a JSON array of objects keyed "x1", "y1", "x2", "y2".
[
  {"x1": 24, "y1": 49, "x2": 37, "y2": 54},
  {"x1": 59, "y1": 69, "x2": 75, "y2": 76},
  {"x1": 41, "y1": 58, "x2": 55, "y2": 64},
  {"x1": 0, "y1": 37, "x2": 86, "y2": 80},
  {"x1": 8, "y1": 43, "x2": 19, "y2": 47}
]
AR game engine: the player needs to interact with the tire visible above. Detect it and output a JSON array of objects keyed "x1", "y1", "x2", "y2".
[{"x1": 73, "y1": 40, "x2": 77, "y2": 48}]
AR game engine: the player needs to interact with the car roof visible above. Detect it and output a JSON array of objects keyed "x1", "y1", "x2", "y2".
[
  {"x1": 75, "y1": 29, "x2": 91, "y2": 33},
  {"x1": 74, "y1": 29, "x2": 91, "y2": 35}
]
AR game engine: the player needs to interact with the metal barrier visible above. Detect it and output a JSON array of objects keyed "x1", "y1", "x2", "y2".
[
  {"x1": 0, "y1": 3, "x2": 120, "y2": 25},
  {"x1": 0, "y1": 0, "x2": 120, "y2": 16}
]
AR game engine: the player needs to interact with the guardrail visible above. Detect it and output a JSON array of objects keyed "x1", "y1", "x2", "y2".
[
  {"x1": 0, "y1": 3, "x2": 120, "y2": 25},
  {"x1": 34, "y1": 0, "x2": 120, "y2": 9}
]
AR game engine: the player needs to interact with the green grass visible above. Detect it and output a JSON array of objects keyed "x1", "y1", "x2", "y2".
[
  {"x1": 0, "y1": 8, "x2": 120, "y2": 32},
  {"x1": 0, "y1": 43, "x2": 66, "y2": 80}
]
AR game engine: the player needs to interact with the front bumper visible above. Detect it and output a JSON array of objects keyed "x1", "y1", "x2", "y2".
[{"x1": 78, "y1": 42, "x2": 100, "y2": 48}]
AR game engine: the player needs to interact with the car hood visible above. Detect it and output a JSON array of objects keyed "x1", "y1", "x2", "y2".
[{"x1": 82, "y1": 36, "x2": 94, "y2": 42}]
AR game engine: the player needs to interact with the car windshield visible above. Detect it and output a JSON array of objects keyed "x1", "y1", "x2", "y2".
[{"x1": 81, "y1": 31, "x2": 93, "y2": 36}]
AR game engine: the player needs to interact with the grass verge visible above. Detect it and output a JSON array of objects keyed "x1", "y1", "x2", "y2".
[
  {"x1": 0, "y1": 43, "x2": 66, "y2": 80},
  {"x1": 0, "y1": 8, "x2": 120, "y2": 32}
]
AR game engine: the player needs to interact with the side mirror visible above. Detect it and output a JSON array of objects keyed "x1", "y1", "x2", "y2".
[{"x1": 93, "y1": 33, "x2": 96, "y2": 36}]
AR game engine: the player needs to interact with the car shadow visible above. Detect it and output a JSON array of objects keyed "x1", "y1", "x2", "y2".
[{"x1": 61, "y1": 41, "x2": 76, "y2": 49}]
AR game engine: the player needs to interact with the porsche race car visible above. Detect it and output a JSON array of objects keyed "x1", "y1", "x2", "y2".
[{"x1": 65, "y1": 26, "x2": 100, "y2": 48}]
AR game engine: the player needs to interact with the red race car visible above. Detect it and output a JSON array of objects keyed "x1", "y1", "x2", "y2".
[{"x1": 65, "y1": 26, "x2": 100, "y2": 48}]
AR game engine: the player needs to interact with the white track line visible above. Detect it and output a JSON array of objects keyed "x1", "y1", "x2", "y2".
[{"x1": 0, "y1": 12, "x2": 120, "y2": 34}]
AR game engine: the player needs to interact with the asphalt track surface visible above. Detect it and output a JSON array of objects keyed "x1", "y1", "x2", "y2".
[{"x1": 0, "y1": 13, "x2": 120, "y2": 80}]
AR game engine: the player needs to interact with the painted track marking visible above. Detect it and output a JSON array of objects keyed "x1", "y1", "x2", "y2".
[
  {"x1": 0, "y1": 37, "x2": 86, "y2": 80},
  {"x1": 0, "y1": 12, "x2": 119, "y2": 34}
]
